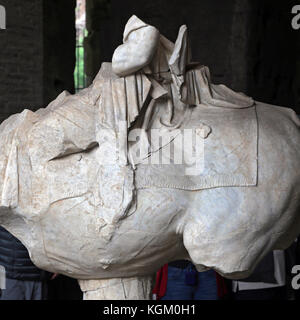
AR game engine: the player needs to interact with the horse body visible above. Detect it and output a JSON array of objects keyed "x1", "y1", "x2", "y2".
[
  {"x1": 90, "y1": 101, "x2": 300, "y2": 280},
  {"x1": 0, "y1": 101, "x2": 297, "y2": 281},
  {"x1": 0, "y1": 16, "x2": 299, "y2": 289}
]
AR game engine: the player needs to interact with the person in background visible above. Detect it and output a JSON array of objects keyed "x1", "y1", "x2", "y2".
[
  {"x1": 153, "y1": 260, "x2": 227, "y2": 300},
  {"x1": 0, "y1": 226, "x2": 52, "y2": 300}
]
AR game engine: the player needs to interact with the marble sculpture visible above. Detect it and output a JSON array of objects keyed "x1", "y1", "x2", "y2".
[{"x1": 0, "y1": 16, "x2": 299, "y2": 299}]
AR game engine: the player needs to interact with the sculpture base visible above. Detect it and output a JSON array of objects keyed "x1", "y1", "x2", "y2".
[{"x1": 78, "y1": 276, "x2": 154, "y2": 300}]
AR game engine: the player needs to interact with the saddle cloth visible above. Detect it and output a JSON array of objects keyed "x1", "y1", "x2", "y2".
[{"x1": 134, "y1": 104, "x2": 258, "y2": 190}]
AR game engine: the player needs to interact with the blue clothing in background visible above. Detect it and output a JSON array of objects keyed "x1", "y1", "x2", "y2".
[{"x1": 161, "y1": 265, "x2": 218, "y2": 300}]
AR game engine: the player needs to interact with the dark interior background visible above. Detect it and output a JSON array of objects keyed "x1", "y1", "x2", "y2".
[{"x1": 84, "y1": 0, "x2": 300, "y2": 112}]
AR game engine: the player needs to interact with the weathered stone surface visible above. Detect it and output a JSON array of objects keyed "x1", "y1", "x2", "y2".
[{"x1": 79, "y1": 276, "x2": 154, "y2": 300}]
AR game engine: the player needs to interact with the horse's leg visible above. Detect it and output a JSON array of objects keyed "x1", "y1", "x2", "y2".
[{"x1": 78, "y1": 276, "x2": 154, "y2": 300}]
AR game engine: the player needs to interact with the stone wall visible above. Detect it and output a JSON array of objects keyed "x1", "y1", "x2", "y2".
[
  {"x1": 84, "y1": 0, "x2": 111, "y2": 85},
  {"x1": 0, "y1": 0, "x2": 43, "y2": 123},
  {"x1": 0, "y1": 0, "x2": 76, "y2": 124}
]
